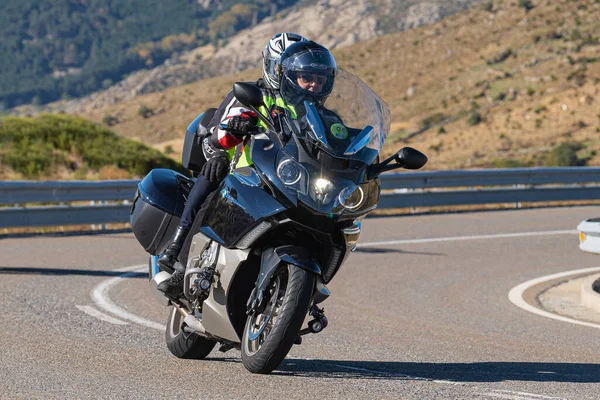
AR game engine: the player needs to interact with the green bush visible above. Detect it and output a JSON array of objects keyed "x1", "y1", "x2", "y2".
[
  {"x1": 518, "y1": 0, "x2": 534, "y2": 11},
  {"x1": 487, "y1": 49, "x2": 512, "y2": 65},
  {"x1": 420, "y1": 113, "x2": 448, "y2": 130},
  {"x1": 138, "y1": 104, "x2": 154, "y2": 118},
  {"x1": 467, "y1": 112, "x2": 482, "y2": 126},
  {"x1": 0, "y1": 114, "x2": 187, "y2": 179},
  {"x1": 491, "y1": 158, "x2": 529, "y2": 168},
  {"x1": 542, "y1": 142, "x2": 587, "y2": 167},
  {"x1": 102, "y1": 114, "x2": 119, "y2": 126}
]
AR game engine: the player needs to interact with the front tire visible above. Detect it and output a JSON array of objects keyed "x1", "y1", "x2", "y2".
[
  {"x1": 241, "y1": 264, "x2": 315, "y2": 374},
  {"x1": 165, "y1": 306, "x2": 216, "y2": 359}
]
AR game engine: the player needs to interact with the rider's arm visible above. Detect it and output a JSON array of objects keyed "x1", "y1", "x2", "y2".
[{"x1": 206, "y1": 90, "x2": 258, "y2": 151}]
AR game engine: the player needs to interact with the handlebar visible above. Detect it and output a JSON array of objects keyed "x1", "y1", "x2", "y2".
[{"x1": 219, "y1": 123, "x2": 264, "y2": 136}]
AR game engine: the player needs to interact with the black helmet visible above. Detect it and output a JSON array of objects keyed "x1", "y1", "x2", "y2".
[{"x1": 279, "y1": 41, "x2": 337, "y2": 108}]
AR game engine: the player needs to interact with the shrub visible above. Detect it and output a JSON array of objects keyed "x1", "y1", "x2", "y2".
[
  {"x1": 518, "y1": 0, "x2": 534, "y2": 12},
  {"x1": 542, "y1": 142, "x2": 587, "y2": 166},
  {"x1": 0, "y1": 114, "x2": 187, "y2": 179},
  {"x1": 102, "y1": 114, "x2": 119, "y2": 126},
  {"x1": 420, "y1": 113, "x2": 447, "y2": 130},
  {"x1": 491, "y1": 158, "x2": 529, "y2": 168},
  {"x1": 467, "y1": 112, "x2": 482, "y2": 126},
  {"x1": 138, "y1": 104, "x2": 154, "y2": 118},
  {"x1": 487, "y1": 49, "x2": 513, "y2": 65},
  {"x1": 495, "y1": 92, "x2": 507, "y2": 101}
]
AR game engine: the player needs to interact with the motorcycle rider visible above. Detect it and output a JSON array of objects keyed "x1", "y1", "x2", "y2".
[
  {"x1": 157, "y1": 32, "x2": 308, "y2": 298},
  {"x1": 277, "y1": 40, "x2": 338, "y2": 121},
  {"x1": 276, "y1": 39, "x2": 351, "y2": 157}
]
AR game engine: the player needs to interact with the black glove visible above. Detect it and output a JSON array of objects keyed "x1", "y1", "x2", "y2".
[
  {"x1": 200, "y1": 157, "x2": 228, "y2": 182},
  {"x1": 201, "y1": 137, "x2": 229, "y2": 182},
  {"x1": 226, "y1": 115, "x2": 257, "y2": 138}
]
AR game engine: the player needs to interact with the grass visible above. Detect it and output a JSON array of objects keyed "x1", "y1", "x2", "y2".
[{"x1": 0, "y1": 114, "x2": 187, "y2": 179}]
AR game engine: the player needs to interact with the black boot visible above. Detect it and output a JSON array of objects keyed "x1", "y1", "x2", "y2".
[
  {"x1": 157, "y1": 226, "x2": 189, "y2": 272},
  {"x1": 157, "y1": 269, "x2": 185, "y2": 299}
]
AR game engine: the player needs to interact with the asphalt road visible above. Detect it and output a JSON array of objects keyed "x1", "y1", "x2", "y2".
[{"x1": 1, "y1": 206, "x2": 600, "y2": 400}]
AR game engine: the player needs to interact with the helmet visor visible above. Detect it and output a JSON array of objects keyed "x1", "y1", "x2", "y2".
[{"x1": 281, "y1": 48, "x2": 336, "y2": 105}]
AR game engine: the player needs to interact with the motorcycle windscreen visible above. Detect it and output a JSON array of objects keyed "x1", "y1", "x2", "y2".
[
  {"x1": 296, "y1": 69, "x2": 390, "y2": 166},
  {"x1": 250, "y1": 69, "x2": 388, "y2": 215}
]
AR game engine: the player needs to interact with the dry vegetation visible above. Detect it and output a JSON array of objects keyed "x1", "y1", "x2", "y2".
[{"x1": 73, "y1": 0, "x2": 599, "y2": 171}]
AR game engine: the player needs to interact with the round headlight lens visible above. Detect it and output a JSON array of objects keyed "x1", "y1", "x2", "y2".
[
  {"x1": 338, "y1": 184, "x2": 364, "y2": 210},
  {"x1": 277, "y1": 159, "x2": 301, "y2": 185}
]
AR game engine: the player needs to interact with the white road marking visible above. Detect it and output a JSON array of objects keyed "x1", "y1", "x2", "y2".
[
  {"x1": 488, "y1": 390, "x2": 565, "y2": 399},
  {"x1": 81, "y1": 230, "x2": 579, "y2": 400},
  {"x1": 358, "y1": 230, "x2": 577, "y2": 248},
  {"x1": 91, "y1": 264, "x2": 165, "y2": 331},
  {"x1": 482, "y1": 394, "x2": 546, "y2": 400},
  {"x1": 75, "y1": 305, "x2": 128, "y2": 325},
  {"x1": 508, "y1": 266, "x2": 600, "y2": 330},
  {"x1": 482, "y1": 390, "x2": 566, "y2": 400}
]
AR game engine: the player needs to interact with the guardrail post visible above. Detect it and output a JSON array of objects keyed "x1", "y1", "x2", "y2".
[{"x1": 90, "y1": 200, "x2": 96, "y2": 230}]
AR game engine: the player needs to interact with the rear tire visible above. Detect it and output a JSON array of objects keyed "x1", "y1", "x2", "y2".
[
  {"x1": 165, "y1": 306, "x2": 216, "y2": 359},
  {"x1": 241, "y1": 264, "x2": 315, "y2": 374}
]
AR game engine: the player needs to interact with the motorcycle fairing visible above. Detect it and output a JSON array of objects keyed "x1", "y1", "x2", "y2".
[{"x1": 198, "y1": 174, "x2": 286, "y2": 248}]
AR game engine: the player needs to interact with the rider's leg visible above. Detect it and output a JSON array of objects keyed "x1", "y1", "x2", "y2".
[{"x1": 157, "y1": 175, "x2": 218, "y2": 298}]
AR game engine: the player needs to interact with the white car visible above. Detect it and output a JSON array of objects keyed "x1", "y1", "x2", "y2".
[{"x1": 577, "y1": 218, "x2": 600, "y2": 254}]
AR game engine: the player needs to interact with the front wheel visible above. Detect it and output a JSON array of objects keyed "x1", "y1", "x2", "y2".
[
  {"x1": 241, "y1": 264, "x2": 315, "y2": 374},
  {"x1": 165, "y1": 306, "x2": 216, "y2": 359}
]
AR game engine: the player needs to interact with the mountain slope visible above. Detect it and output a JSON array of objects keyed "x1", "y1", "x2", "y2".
[
  {"x1": 23, "y1": 0, "x2": 482, "y2": 114},
  {"x1": 0, "y1": 0, "x2": 301, "y2": 108},
  {"x1": 49, "y1": 0, "x2": 600, "y2": 170}
]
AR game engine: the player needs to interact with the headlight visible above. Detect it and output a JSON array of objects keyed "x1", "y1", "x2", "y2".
[
  {"x1": 277, "y1": 159, "x2": 302, "y2": 185},
  {"x1": 314, "y1": 178, "x2": 333, "y2": 195},
  {"x1": 338, "y1": 184, "x2": 364, "y2": 210}
]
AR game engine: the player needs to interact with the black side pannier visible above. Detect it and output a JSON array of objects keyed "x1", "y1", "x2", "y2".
[{"x1": 130, "y1": 169, "x2": 194, "y2": 255}]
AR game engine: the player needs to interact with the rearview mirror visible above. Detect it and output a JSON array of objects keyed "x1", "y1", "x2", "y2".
[
  {"x1": 233, "y1": 82, "x2": 264, "y2": 108},
  {"x1": 395, "y1": 147, "x2": 428, "y2": 170},
  {"x1": 367, "y1": 147, "x2": 427, "y2": 180}
]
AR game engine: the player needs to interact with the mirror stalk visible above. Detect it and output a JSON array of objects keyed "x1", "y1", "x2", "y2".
[{"x1": 367, "y1": 147, "x2": 428, "y2": 180}]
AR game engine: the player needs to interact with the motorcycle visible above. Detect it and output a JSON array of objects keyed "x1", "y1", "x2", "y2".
[{"x1": 130, "y1": 69, "x2": 427, "y2": 374}]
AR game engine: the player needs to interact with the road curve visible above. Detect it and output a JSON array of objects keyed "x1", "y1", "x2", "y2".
[{"x1": 1, "y1": 206, "x2": 599, "y2": 400}]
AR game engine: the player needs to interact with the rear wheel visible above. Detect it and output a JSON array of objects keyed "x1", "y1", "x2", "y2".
[
  {"x1": 165, "y1": 306, "x2": 216, "y2": 359},
  {"x1": 241, "y1": 264, "x2": 315, "y2": 374}
]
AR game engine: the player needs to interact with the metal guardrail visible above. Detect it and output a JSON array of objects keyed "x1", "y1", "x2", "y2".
[{"x1": 2, "y1": 167, "x2": 600, "y2": 228}]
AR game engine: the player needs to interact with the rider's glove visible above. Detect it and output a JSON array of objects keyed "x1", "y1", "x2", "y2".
[
  {"x1": 201, "y1": 157, "x2": 228, "y2": 182},
  {"x1": 226, "y1": 113, "x2": 258, "y2": 138},
  {"x1": 201, "y1": 137, "x2": 229, "y2": 182}
]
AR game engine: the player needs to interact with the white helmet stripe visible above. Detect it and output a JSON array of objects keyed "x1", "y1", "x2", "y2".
[{"x1": 263, "y1": 32, "x2": 308, "y2": 90}]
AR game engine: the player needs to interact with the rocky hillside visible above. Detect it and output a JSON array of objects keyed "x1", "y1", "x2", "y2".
[
  {"x1": 24, "y1": 0, "x2": 600, "y2": 171},
  {"x1": 23, "y1": 0, "x2": 482, "y2": 115}
]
